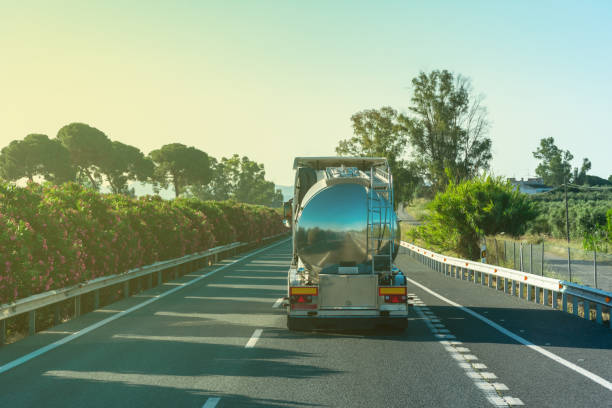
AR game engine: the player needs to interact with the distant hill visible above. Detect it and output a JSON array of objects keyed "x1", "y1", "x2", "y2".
[
  {"x1": 100, "y1": 182, "x2": 175, "y2": 200},
  {"x1": 275, "y1": 185, "x2": 294, "y2": 202},
  {"x1": 584, "y1": 175, "x2": 612, "y2": 186}
]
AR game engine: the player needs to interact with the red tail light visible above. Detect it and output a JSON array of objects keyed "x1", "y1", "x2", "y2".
[{"x1": 384, "y1": 295, "x2": 407, "y2": 303}]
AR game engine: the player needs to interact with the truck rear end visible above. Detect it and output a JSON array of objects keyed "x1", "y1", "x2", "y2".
[{"x1": 284, "y1": 157, "x2": 409, "y2": 331}]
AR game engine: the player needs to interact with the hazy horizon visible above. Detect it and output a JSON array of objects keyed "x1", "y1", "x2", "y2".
[{"x1": 2, "y1": 1, "x2": 611, "y2": 186}]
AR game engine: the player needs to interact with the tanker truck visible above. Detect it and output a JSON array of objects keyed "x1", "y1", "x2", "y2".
[{"x1": 284, "y1": 157, "x2": 409, "y2": 331}]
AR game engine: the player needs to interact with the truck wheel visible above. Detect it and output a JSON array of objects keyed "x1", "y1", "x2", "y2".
[{"x1": 287, "y1": 316, "x2": 305, "y2": 331}]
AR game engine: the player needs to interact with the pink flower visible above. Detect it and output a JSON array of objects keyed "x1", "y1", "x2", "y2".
[{"x1": 10, "y1": 235, "x2": 16, "y2": 241}]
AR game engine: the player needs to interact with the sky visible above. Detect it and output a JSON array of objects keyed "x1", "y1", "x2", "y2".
[{"x1": 1, "y1": 1, "x2": 611, "y2": 186}]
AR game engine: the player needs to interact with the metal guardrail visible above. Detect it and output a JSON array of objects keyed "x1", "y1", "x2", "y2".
[
  {"x1": 400, "y1": 241, "x2": 612, "y2": 328},
  {"x1": 0, "y1": 232, "x2": 288, "y2": 344}
]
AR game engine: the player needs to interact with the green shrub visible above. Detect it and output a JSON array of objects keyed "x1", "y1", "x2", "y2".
[{"x1": 413, "y1": 176, "x2": 536, "y2": 259}]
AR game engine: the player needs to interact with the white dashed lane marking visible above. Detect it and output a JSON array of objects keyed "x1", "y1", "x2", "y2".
[
  {"x1": 410, "y1": 293, "x2": 523, "y2": 407},
  {"x1": 245, "y1": 329, "x2": 263, "y2": 348},
  {"x1": 202, "y1": 397, "x2": 221, "y2": 407}
]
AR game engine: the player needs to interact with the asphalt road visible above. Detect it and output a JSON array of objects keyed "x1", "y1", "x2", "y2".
[{"x1": 0, "y1": 240, "x2": 611, "y2": 407}]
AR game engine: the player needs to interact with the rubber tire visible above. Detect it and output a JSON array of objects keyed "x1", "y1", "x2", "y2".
[{"x1": 287, "y1": 316, "x2": 307, "y2": 331}]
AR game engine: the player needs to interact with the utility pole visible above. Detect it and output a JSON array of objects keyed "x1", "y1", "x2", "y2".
[{"x1": 564, "y1": 176, "x2": 571, "y2": 281}]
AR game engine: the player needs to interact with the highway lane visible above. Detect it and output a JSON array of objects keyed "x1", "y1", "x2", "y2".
[
  {"x1": 0, "y1": 240, "x2": 611, "y2": 407},
  {"x1": 395, "y1": 248, "x2": 612, "y2": 407}
]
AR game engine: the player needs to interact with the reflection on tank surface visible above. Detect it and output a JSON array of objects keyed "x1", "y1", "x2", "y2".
[{"x1": 295, "y1": 183, "x2": 400, "y2": 274}]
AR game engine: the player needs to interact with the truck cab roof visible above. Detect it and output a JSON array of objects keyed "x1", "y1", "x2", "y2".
[{"x1": 293, "y1": 156, "x2": 388, "y2": 171}]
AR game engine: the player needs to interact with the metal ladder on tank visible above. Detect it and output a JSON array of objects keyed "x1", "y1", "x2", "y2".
[{"x1": 367, "y1": 163, "x2": 395, "y2": 272}]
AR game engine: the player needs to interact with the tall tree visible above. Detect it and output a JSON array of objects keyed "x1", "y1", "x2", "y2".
[
  {"x1": 190, "y1": 154, "x2": 282, "y2": 206},
  {"x1": 99, "y1": 141, "x2": 154, "y2": 194},
  {"x1": 57, "y1": 123, "x2": 112, "y2": 190},
  {"x1": 336, "y1": 107, "x2": 421, "y2": 203},
  {"x1": 149, "y1": 143, "x2": 212, "y2": 198},
  {"x1": 532, "y1": 137, "x2": 574, "y2": 186},
  {"x1": 572, "y1": 158, "x2": 591, "y2": 185},
  {"x1": 398, "y1": 70, "x2": 492, "y2": 192},
  {"x1": 336, "y1": 107, "x2": 407, "y2": 166},
  {"x1": 0, "y1": 134, "x2": 75, "y2": 183},
  {"x1": 188, "y1": 158, "x2": 233, "y2": 201}
]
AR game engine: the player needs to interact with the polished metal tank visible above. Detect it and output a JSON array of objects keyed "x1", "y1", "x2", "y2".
[{"x1": 295, "y1": 180, "x2": 400, "y2": 274}]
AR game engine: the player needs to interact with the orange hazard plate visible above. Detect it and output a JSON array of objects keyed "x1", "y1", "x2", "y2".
[
  {"x1": 290, "y1": 287, "x2": 318, "y2": 295},
  {"x1": 379, "y1": 287, "x2": 407, "y2": 296}
]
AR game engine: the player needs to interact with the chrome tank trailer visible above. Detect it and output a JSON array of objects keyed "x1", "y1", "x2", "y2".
[{"x1": 294, "y1": 165, "x2": 400, "y2": 274}]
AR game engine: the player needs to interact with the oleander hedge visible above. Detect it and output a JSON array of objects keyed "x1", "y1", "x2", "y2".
[{"x1": 0, "y1": 182, "x2": 284, "y2": 304}]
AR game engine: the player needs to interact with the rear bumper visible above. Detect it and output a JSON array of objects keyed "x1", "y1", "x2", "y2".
[{"x1": 287, "y1": 315, "x2": 408, "y2": 331}]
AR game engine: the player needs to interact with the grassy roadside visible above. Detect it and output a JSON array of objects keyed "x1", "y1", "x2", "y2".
[{"x1": 401, "y1": 198, "x2": 430, "y2": 221}]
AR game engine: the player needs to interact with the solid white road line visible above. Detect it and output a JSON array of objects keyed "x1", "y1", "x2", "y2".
[
  {"x1": 202, "y1": 397, "x2": 221, "y2": 408},
  {"x1": 0, "y1": 238, "x2": 290, "y2": 376},
  {"x1": 406, "y1": 276, "x2": 612, "y2": 392},
  {"x1": 245, "y1": 329, "x2": 263, "y2": 348},
  {"x1": 272, "y1": 297, "x2": 284, "y2": 308}
]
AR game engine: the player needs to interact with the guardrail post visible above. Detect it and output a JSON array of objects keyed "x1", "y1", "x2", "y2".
[
  {"x1": 214, "y1": 253, "x2": 218, "y2": 264},
  {"x1": 562, "y1": 292, "x2": 568, "y2": 312},
  {"x1": 511, "y1": 280, "x2": 517, "y2": 296},
  {"x1": 54, "y1": 304, "x2": 60, "y2": 325},
  {"x1": 75, "y1": 295, "x2": 81, "y2": 317},
  {"x1": 519, "y1": 282, "x2": 525, "y2": 299},
  {"x1": 543, "y1": 289, "x2": 550, "y2": 306},
  {"x1": 488, "y1": 274, "x2": 493, "y2": 288},
  {"x1": 503, "y1": 278, "x2": 508, "y2": 294},
  {"x1": 124, "y1": 281, "x2": 130, "y2": 298},
  {"x1": 535, "y1": 287, "x2": 540, "y2": 303},
  {"x1": 584, "y1": 301, "x2": 590, "y2": 321},
  {"x1": 572, "y1": 296, "x2": 578, "y2": 316},
  {"x1": 481, "y1": 272, "x2": 486, "y2": 286},
  {"x1": 94, "y1": 290, "x2": 100, "y2": 309},
  {"x1": 29, "y1": 311, "x2": 36, "y2": 335},
  {"x1": 1, "y1": 319, "x2": 5, "y2": 345},
  {"x1": 148, "y1": 273, "x2": 153, "y2": 289},
  {"x1": 552, "y1": 291, "x2": 559, "y2": 309},
  {"x1": 158, "y1": 270, "x2": 162, "y2": 286},
  {"x1": 595, "y1": 304, "x2": 603, "y2": 324},
  {"x1": 527, "y1": 284, "x2": 533, "y2": 301}
]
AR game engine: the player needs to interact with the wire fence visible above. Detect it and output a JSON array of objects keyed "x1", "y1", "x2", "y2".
[{"x1": 485, "y1": 237, "x2": 612, "y2": 292}]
